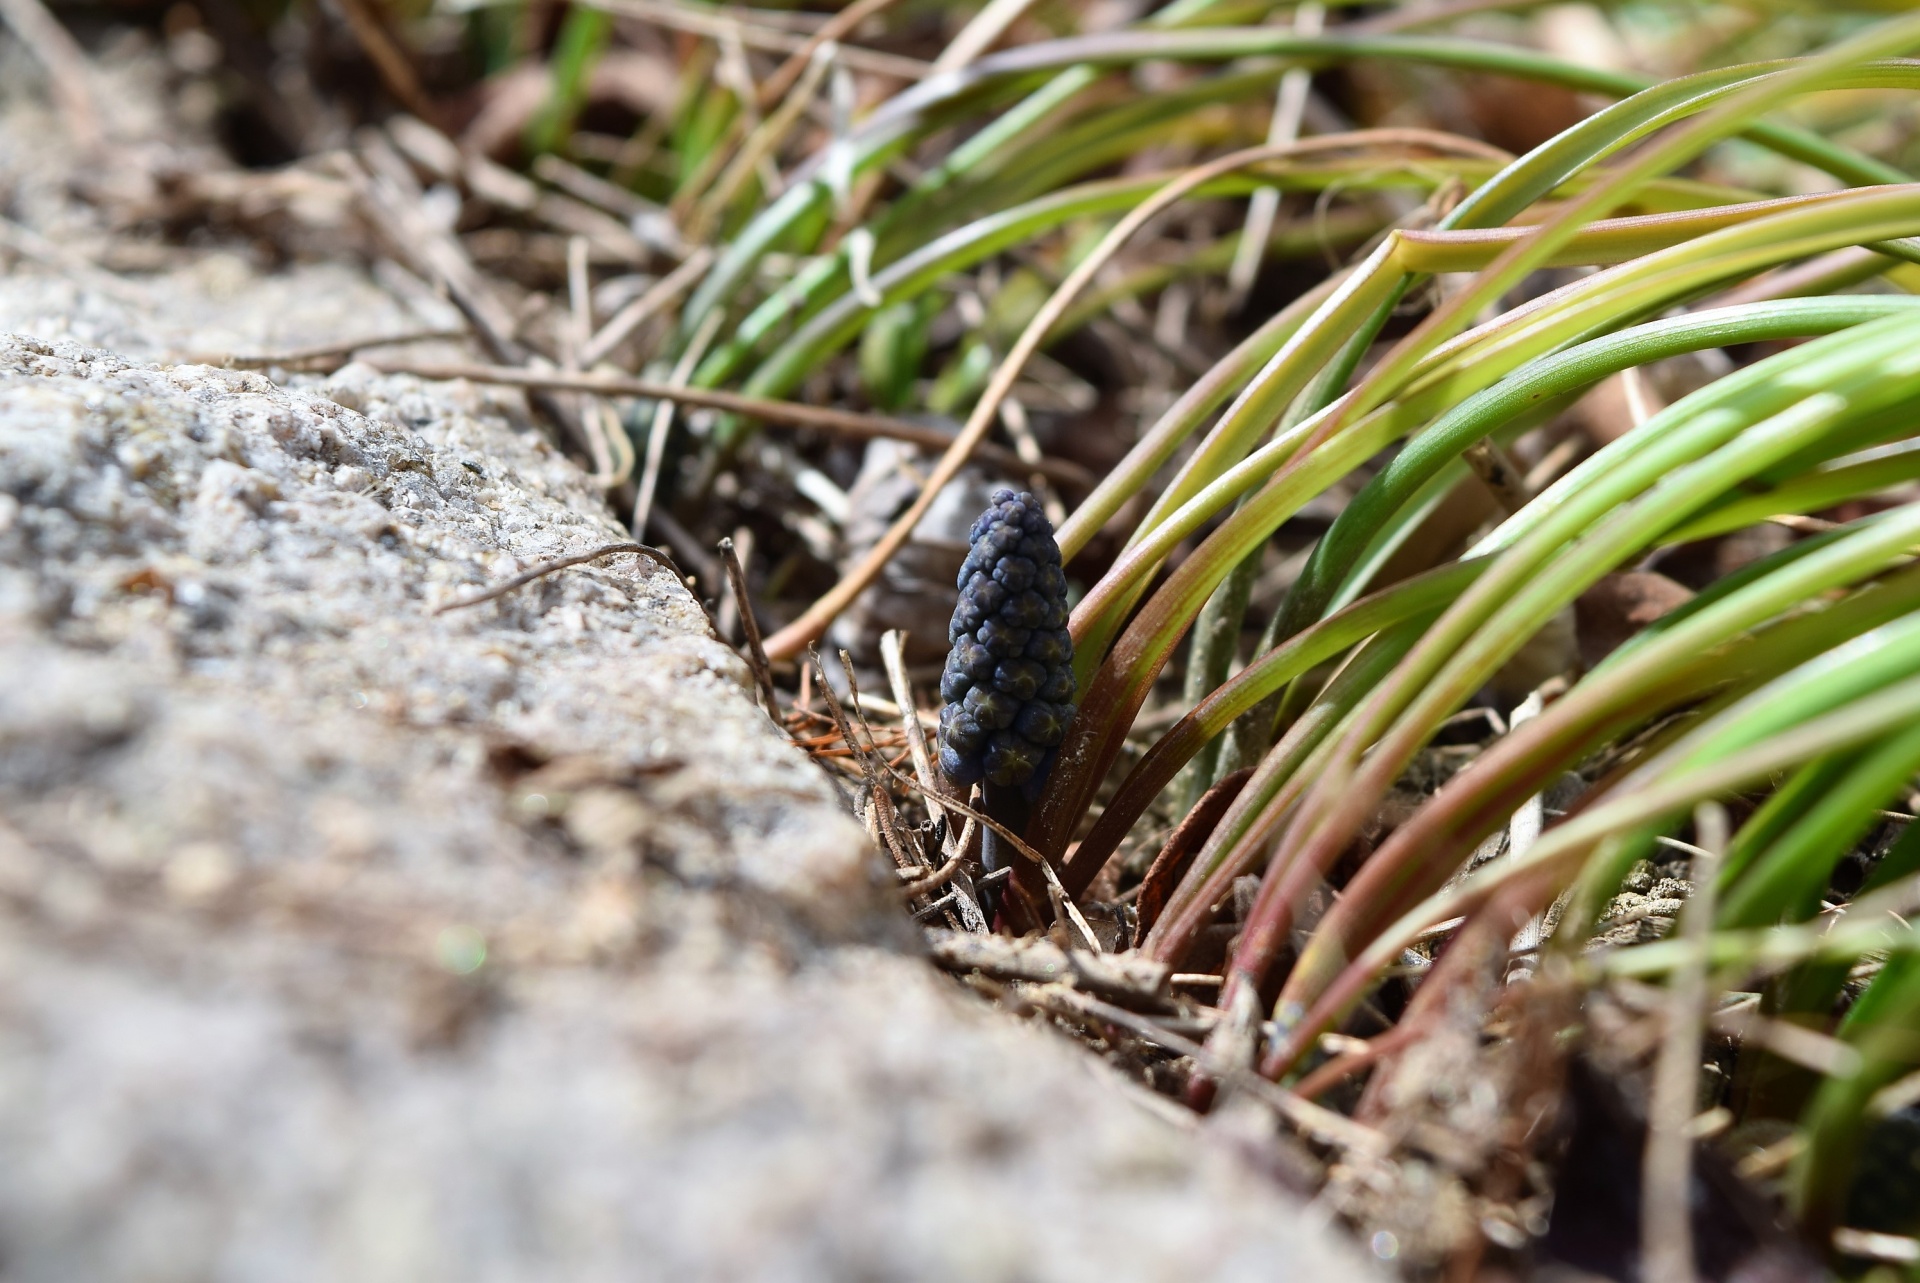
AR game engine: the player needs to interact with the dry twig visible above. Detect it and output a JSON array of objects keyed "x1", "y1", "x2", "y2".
[
  {"x1": 811, "y1": 648, "x2": 918, "y2": 871},
  {"x1": 754, "y1": 0, "x2": 901, "y2": 107},
  {"x1": 332, "y1": 0, "x2": 439, "y2": 124},
  {"x1": 719, "y1": 537, "x2": 782, "y2": 722},
  {"x1": 580, "y1": 248, "x2": 715, "y2": 366},
  {"x1": 1028, "y1": 986, "x2": 1390, "y2": 1157},
  {"x1": 924, "y1": 930, "x2": 1168, "y2": 1006},
  {"x1": 359, "y1": 357, "x2": 1091, "y2": 485},
  {"x1": 759, "y1": 129, "x2": 1505, "y2": 658},
  {"x1": 207, "y1": 328, "x2": 469, "y2": 371},
  {"x1": 635, "y1": 310, "x2": 721, "y2": 537},
  {"x1": 433, "y1": 542, "x2": 681, "y2": 615},
  {"x1": 580, "y1": 0, "x2": 930, "y2": 82},
  {"x1": 899, "y1": 853, "x2": 965, "y2": 899},
  {"x1": 865, "y1": 752, "x2": 1097, "y2": 945}
]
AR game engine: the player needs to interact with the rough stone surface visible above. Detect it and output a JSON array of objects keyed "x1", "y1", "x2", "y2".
[
  {"x1": 0, "y1": 31, "x2": 1376, "y2": 1282},
  {"x1": 0, "y1": 332, "x2": 1376, "y2": 1282}
]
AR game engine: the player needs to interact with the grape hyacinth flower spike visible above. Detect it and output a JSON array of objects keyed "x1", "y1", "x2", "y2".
[{"x1": 937, "y1": 489, "x2": 1075, "y2": 911}]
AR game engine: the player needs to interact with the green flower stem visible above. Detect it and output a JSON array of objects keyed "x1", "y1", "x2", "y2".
[
  {"x1": 1668, "y1": 437, "x2": 1920, "y2": 543},
  {"x1": 1073, "y1": 61, "x2": 1919, "y2": 595},
  {"x1": 1601, "y1": 917, "x2": 1920, "y2": 983},
  {"x1": 1092, "y1": 192, "x2": 1920, "y2": 665},
  {"x1": 1218, "y1": 302, "x2": 1906, "y2": 781},
  {"x1": 1712, "y1": 760, "x2": 1920, "y2": 1075},
  {"x1": 1567, "y1": 607, "x2": 1920, "y2": 944},
  {"x1": 1052, "y1": 205, "x2": 1384, "y2": 340},
  {"x1": 932, "y1": 66, "x2": 1285, "y2": 220},
  {"x1": 1054, "y1": 273, "x2": 1341, "y2": 563},
  {"x1": 887, "y1": 66, "x2": 1102, "y2": 229},
  {"x1": 1328, "y1": 25, "x2": 1920, "y2": 451},
  {"x1": 1175, "y1": 324, "x2": 1378, "y2": 812},
  {"x1": 763, "y1": 139, "x2": 1425, "y2": 656},
  {"x1": 1345, "y1": 246, "x2": 1920, "y2": 722},
  {"x1": 1052, "y1": 165, "x2": 1794, "y2": 567},
  {"x1": 731, "y1": 139, "x2": 1490, "y2": 409},
  {"x1": 707, "y1": 72, "x2": 1401, "y2": 393},
  {"x1": 1397, "y1": 188, "x2": 1920, "y2": 273},
  {"x1": 1108, "y1": 239, "x2": 1408, "y2": 561},
  {"x1": 1205, "y1": 560, "x2": 1920, "y2": 983},
  {"x1": 1088, "y1": 53, "x2": 1920, "y2": 559},
  {"x1": 1175, "y1": 550, "x2": 1258, "y2": 818},
  {"x1": 1712, "y1": 755, "x2": 1857, "y2": 897},
  {"x1": 1101, "y1": 64, "x2": 1920, "y2": 592}
]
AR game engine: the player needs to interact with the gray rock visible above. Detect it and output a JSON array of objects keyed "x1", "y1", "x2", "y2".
[{"x1": 0, "y1": 333, "x2": 1374, "y2": 1282}]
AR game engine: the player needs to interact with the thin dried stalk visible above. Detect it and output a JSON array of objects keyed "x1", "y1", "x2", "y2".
[
  {"x1": 720, "y1": 538, "x2": 781, "y2": 722},
  {"x1": 361, "y1": 358, "x2": 1088, "y2": 485},
  {"x1": 1640, "y1": 802, "x2": 1727, "y2": 1283},
  {"x1": 580, "y1": 248, "x2": 715, "y2": 366},
  {"x1": 580, "y1": 0, "x2": 929, "y2": 82},
  {"x1": 208, "y1": 328, "x2": 469, "y2": 371},
  {"x1": 635, "y1": 310, "x2": 722, "y2": 538},
  {"x1": 930, "y1": 0, "x2": 1040, "y2": 73},
  {"x1": 756, "y1": 0, "x2": 901, "y2": 107},
  {"x1": 812, "y1": 648, "x2": 918, "y2": 871},
  {"x1": 880, "y1": 630, "x2": 987, "y2": 932},
  {"x1": 433, "y1": 542, "x2": 681, "y2": 615}
]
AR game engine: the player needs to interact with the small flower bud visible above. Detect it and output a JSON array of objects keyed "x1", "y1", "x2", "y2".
[{"x1": 938, "y1": 489, "x2": 1076, "y2": 791}]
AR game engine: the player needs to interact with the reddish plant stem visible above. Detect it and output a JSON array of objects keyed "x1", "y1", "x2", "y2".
[{"x1": 1135, "y1": 769, "x2": 1253, "y2": 937}]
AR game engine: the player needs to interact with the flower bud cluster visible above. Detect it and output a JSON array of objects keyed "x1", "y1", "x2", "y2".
[{"x1": 937, "y1": 489, "x2": 1075, "y2": 788}]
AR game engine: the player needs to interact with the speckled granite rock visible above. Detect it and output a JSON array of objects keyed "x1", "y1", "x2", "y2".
[{"x1": 0, "y1": 332, "x2": 1375, "y2": 1283}]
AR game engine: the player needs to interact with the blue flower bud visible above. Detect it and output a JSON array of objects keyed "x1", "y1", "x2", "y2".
[
  {"x1": 940, "y1": 743, "x2": 982, "y2": 785},
  {"x1": 954, "y1": 638, "x2": 996, "y2": 680},
  {"x1": 992, "y1": 556, "x2": 1037, "y2": 592},
  {"x1": 1001, "y1": 590, "x2": 1050, "y2": 629},
  {"x1": 977, "y1": 617, "x2": 1031, "y2": 657},
  {"x1": 1039, "y1": 667, "x2": 1074, "y2": 703},
  {"x1": 1015, "y1": 701, "x2": 1070, "y2": 748},
  {"x1": 992, "y1": 657, "x2": 1046, "y2": 701},
  {"x1": 983, "y1": 730, "x2": 1043, "y2": 787},
  {"x1": 938, "y1": 490, "x2": 1077, "y2": 793},
  {"x1": 940, "y1": 661, "x2": 972, "y2": 705},
  {"x1": 963, "y1": 684, "x2": 1019, "y2": 730},
  {"x1": 1025, "y1": 627, "x2": 1072, "y2": 667}
]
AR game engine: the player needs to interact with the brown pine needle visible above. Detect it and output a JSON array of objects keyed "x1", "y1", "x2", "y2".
[{"x1": 433, "y1": 542, "x2": 681, "y2": 615}]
